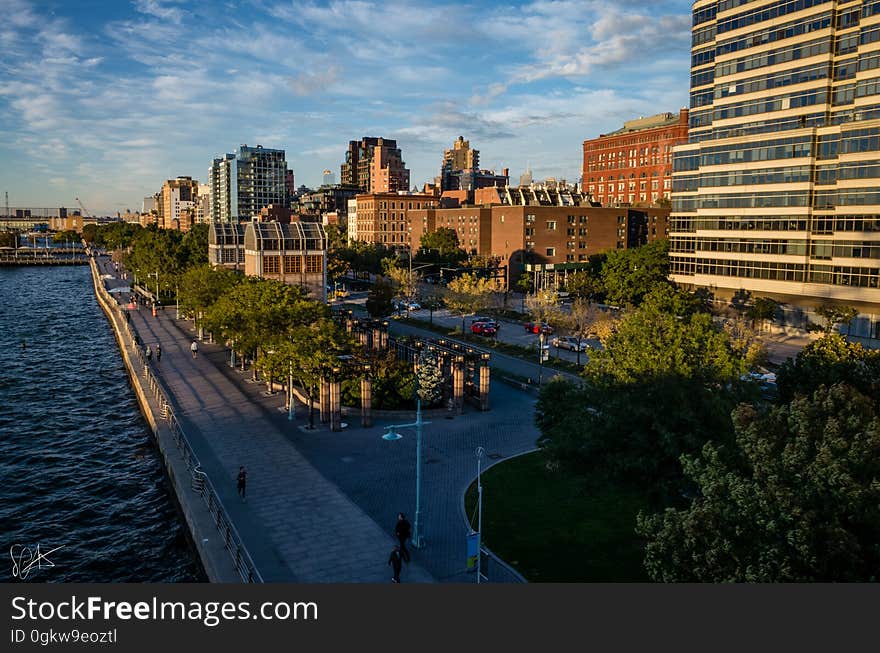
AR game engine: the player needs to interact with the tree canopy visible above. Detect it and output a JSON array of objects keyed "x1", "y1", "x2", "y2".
[
  {"x1": 637, "y1": 383, "x2": 880, "y2": 582},
  {"x1": 536, "y1": 286, "x2": 757, "y2": 497},
  {"x1": 599, "y1": 239, "x2": 670, "y2": 307},
  {"x1": 776, "y1": 334, "x2": 880, "y2": 406}
]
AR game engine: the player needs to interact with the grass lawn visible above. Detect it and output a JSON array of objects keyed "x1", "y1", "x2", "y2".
[{"x1": 465, "y1": 451, "x2": 651, "y2": 582}]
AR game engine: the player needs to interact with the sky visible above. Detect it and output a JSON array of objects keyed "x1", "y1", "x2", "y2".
[{"x1": 0, "y1": 0, "x2": 693, "y2": 216}]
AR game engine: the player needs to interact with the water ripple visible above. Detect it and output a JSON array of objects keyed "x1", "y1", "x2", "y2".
[{"x1": 0, "y1": 266, "x2": 202, "y2": 582}]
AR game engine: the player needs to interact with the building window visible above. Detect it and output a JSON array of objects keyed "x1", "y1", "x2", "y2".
[
  {"x1": 284, "y1": 255, "x2": 301, "y2": 273},
  {"x1": 547, "y1": 221, "x2": 557, "y2": 230},
  {"x1": 546, "y1": 247, "x2": 556, "y2": 257},
  {"x1": 263, "y1": 255, "x2": 280, "y2": 274},
  {"x1": 305, "y1": 255, "x2": 322, "y2": 273}
]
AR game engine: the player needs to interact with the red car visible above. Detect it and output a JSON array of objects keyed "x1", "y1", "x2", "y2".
[
  {"x1": 524, "y1": 321, "x2": 553, "y2": 335},
  {"x1": 471, "y1": 321, "x2": 498, "y2": 336}
]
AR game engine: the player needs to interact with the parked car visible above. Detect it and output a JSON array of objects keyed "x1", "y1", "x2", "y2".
[
  {"x1": 524, "y1": 321, "x2": 553, "y2": 335},
  {"x1": 471, "y1": 321, "x2": 498, "y2": 336},
  {"x1": 471, "y1": 316, "x2": 497, "y2": 325},
  {"x1": 551, "y1": 336, "x2": 590, "y2": 352}
]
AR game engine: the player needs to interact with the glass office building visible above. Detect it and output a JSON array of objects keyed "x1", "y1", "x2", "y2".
[{"x1": 671, "y1": 0, "x2": 880, "y2": 335}]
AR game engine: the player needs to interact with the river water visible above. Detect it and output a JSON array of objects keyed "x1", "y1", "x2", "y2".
[{"x1": 0, "y1": 264, "x2": 202, "y2": 582}]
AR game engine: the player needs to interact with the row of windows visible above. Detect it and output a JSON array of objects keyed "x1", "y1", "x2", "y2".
[
  {"x1": 692, "y1": 68, "x2": 715, "y2": 88},
  {"x1": 716, "y1": 0, "x2": 830, "y2": 35},
  {"x1": 698, "y1": 136, "x2": 813, "y2": 166},
  {"x1": 672, "y1": 236, "x2": 880, "y2": 260},
  {"x1": 715, "y1": 37, "x2": 829, "y2": 78},
  {"x1": 693, "y1": 23, "x2": 716, "y2": 47},
  {"x1": 715, "y1": 12, "x2": 831, "y2": 57},
  {"x1": 810, "y1": 241, "x2": 880, "y2": 259},
  {"x1": 262, "y1": 255, "x2": 323, "y2": 274},
  {"x1": 671, "y1": 237, "x2": 809, "y2": 256},
  {"x1": 673, "y1": 165, "x2": 812, "y2": 192},
  {"x1": 814, "y1": 188, "x2": 880, "y2": 208},
  {"x1": 808, "y1": 264, "x2": 880, "y2": 287},
  {"x1": 812, "y1": 216, "x2": 880, "y2": 233},
  {"x1": 676, "y1": 191, "x2": 811, "y2": 211},
  {"x1": 816, "y1": 159, "x2": 880, "y2": 183},
  {"x1": 693, "y1": 4, "x2": 717, "y2": 27},
  {"x1": 705, "y1": 112, "x2": 826, "y2": 141},
  {"x1": 671, "y1": 257, "x2": 806, "y2": 282},
  {"x1": 670, "y1": 216, "x2": 810, "y2": 232},
  {"x1": 672, "y1": 215, "x2": 880, "y2": 234},
  {"x1": 713, "y1": 89, "x2": 827, "y2": 120},
  {"x1": 714, "y1": 62, "x2": 829, "y2": 100}
]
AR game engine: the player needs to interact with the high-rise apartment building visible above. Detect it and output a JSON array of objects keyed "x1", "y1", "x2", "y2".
[
  {"x1": 583, "y1": 110, "x2": 688, "y2": 206},
  {"x1": 440, "y1": 136, "x2": 509, "y2": 191},
  {"x1": 195, "y1": 184, "x2": 211, "y2": 224},
  {"x1": 209, "y1": 153, "x2": 235, "y2": 223},
  {"x1": 671, "y1": 0, "x2": 880, "y2": 325},
  {"x1": 158, "y1": 176, "x2": 198, "y2": 231},
  {"x1": 340, "y1": 137, "x2": 410, "y2": 193},
  {"x1": 209, "y1": 145, "x2": 290, "y2": 222}
]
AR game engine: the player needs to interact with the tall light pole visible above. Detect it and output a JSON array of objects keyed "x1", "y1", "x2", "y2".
[
  {"x1": 476, "y1": 446, "x2": 484, "y2": 584},
  {"x1": 538, "y1": 330, "x2": 546, "y2": 386},
  {"x1": 382, "y1": 399, "x2": 430, "y2": 549},
  {"x1": 175, "y1": 282, "x2": 180, "y2": 320}
]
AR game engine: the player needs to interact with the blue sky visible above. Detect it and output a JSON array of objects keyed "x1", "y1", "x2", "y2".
[{"x1": 0, "y1": 0, "x2": 692, "y2": 215}]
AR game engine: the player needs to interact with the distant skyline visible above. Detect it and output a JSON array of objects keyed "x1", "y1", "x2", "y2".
[{"x1": 0, "y1": 0, "x2": 691, "y2": 215}]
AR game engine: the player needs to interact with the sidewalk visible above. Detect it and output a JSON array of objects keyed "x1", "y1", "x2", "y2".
[{"x1": 96, "y1": 255, "x2": 435, "y2": 583}]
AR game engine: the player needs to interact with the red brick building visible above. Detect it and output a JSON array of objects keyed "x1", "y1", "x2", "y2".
[
  {"x1": 582, "y1": 109, "x2": 688, "y2": 207},
  {"x1": 353, "y1": 192, "x2": 438, "y2": 246},
  {"x1": 407, "y1": 185, "x2": 669, "y2": 289}
]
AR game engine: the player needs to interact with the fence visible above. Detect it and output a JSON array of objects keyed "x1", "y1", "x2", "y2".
[{"x1": 91, "y1": 258, "x2": 262, "y2": 583}]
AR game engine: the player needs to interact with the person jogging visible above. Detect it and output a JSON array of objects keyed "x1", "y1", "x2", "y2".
[{"x1": 191, "y1": 340, "x2": 199, "y2": 359}]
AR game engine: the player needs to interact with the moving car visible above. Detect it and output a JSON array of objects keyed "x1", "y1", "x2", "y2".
[
  {"x1": 471, "y1": 321, "x2": 498, "y2": 336},
  {"x1": 551, "y1": 336, "x2": 590, "y2": 352},
  {"x1": 524, "y1": 321, "x2": 553, "y2": 335}
]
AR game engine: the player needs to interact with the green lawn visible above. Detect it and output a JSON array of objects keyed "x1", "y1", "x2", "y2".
[{"x1": 465, "y1": 452, "x2": 651, "y2": 582}]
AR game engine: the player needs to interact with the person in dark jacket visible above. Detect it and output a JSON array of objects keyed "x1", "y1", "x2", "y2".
[
  {"x1": 388, "y1": 545, "x2": 403, "y2": 583},
  {"x1": 395, "y1": 512, "x2": 412, "y2": 563},
  {"x1": 237, "y1": 466, "x2": 247, "y2": 500}
]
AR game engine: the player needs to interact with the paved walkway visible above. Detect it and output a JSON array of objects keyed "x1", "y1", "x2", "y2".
[{"x1": 96, "y1": 255, "x2": 540, "y2": 582}]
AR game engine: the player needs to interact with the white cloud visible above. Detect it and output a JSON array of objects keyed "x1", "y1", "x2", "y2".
[{"x1": 134, "y1": 0, "x2": 185, "y2": 24}]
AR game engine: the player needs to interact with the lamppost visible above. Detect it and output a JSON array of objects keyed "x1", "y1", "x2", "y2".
[
  {"x1": 476, "y1": 446, "x2": 484, "y2": 584},
  {"x1": 175, "y1": 282, "x2": 180, "y2": 320},
  {"x1": 538, "y1": 330, "x2": 546, "y2": 386},
  {"x1": 287, "y1": 354, "x2": 295, "y2": 422},
  {"x1": 381, "y1": 399, "x2": 431, "y2": 549}
]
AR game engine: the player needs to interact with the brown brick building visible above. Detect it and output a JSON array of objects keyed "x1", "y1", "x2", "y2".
[
  {"x1": 582, "y1": 109, "x2": 687, "y2": 207},
  {"x1": 406, "y1": 185, "x2": 669, "y2": 289},
  {"x1": 340, "y1": 137, "x2": 410, "y2": 193},
  {"x1": 352, "y1": 192, "x2": 438, "y2": 246}
]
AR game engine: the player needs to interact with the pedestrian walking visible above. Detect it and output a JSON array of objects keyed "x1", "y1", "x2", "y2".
[
  {"x1": 191, "y1": 340, "x2": 198, "y2": 359},
  {"x1": 155, "y1": 344, "x2": 161, "y2": 362},
  {"x1": 145, "y1": 345, "x2": 152, "y2": 361},
  {"x1": 388, "y1": 545, "x2": 403, "y2": 583},
  {"x1": 395, "y1": 512, "x2": 412, "y2": 563},
  {"x1": 237, "y1": 466, "x2": 247, "y2": 500}
]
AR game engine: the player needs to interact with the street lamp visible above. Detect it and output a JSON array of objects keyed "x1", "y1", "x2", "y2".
[
  {"x1": 175, "y1": 282, "x2": 180, "y2": 320},
  {"x1": 475, "y1": 446, "x2": 484, "y2": 584},
  {"x1": 381, "y1": 399, "x2": 431, "y2": 549},
  {"x1": 538, "y1": 330, "x2": 546, "y2": 386}
]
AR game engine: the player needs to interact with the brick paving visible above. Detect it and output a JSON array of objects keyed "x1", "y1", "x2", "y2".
[{"x1": 97, "y1": 255, "x2": 540, "y2": 582}]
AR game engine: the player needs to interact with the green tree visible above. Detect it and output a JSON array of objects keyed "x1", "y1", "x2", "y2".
[
  {"x1": 729, "y1": 288, "x2": 752, "y2": 316},
  {"x1": 417, "y1": 227, "x2": 467, "y2": 267},
  {"x1": 52, "y1": 229, "x2": 79, "y2": 244},
  {"x1": 637, "y1": 383, "x2": 880, "y2": 582},
  {"x1": 565, "y1": 268, "x2": 603, "y2": 301},
  {"x1": 179, "y1": 265, "x2": 240, "y2": 327},
  {"x1": 366, "y1": 278, "x2": 394, "y2": 318},
  {"x1": 746, "y1": 296, "x2": 778, "y2": 332},
  {"x1": 324, "y1": 224, "x2": 351, "y2": 280},
  {"x1": 814, "y1": 304, "x2": 858, "y2": 333},
  {"x1": 536, "y1": 286, "x2": 754, "y2": 496},
  {"x1": 382, "y1": 257, "x2": 419, "y2": 308},
  {"x1": 525, "y1": 288, "x2": 563, "y2": 328},
  {"x1": 776, "y1": 334, "x2": 880, "y2": 405},
  {"x1": 179, "y1": 223, "x2": 209, "y2": 269},
  {"x1": 600, "y1": 239, "x2": 669, "y2": 307},
  {"x1": 416, "y1": 350, "x2": 444, "y2": 407},
  {"x1": 559, "y1": 298, "x2": 601, "y2": 366},
  {"x1": 445, "y1": 272, "x2": 494, "y2": 334}
]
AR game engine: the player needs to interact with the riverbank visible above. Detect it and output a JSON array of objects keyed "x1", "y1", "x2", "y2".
[{"x1": 88, "y1": 255, "x2": 245, "y2": 582}]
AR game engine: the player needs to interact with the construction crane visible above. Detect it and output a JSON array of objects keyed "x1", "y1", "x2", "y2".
[{"x1": 75, "y1": 197, "x2": 91, "y2": 218}]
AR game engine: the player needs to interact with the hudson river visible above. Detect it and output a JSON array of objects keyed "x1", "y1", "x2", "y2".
[{"x1": 0, "y1": 265, "x2": 201, "y2": 582}]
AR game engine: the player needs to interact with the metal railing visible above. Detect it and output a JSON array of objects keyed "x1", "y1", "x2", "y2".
[{"x1": 91, "y1": 259, "x2": 263, "y2": 583}]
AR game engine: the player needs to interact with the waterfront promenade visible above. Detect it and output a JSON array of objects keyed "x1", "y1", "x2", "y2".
[{"x1": 95, "y1": 255, "x2": 540, "y2": 582}]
